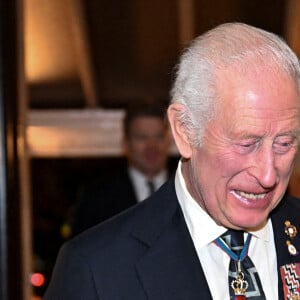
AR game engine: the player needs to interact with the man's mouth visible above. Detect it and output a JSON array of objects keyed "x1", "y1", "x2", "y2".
[{"x1": 234, "y1": 190, "x2": 267, "y2": 200}]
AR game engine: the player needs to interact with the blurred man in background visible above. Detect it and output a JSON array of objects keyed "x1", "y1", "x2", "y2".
[{"x1": 70, "y1": 102, "x2": 172, "y2": 236}]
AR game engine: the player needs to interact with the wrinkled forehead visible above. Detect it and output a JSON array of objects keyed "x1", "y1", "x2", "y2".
[
  {"x1": 216, "y1": 60, "x2": 300, "y2": 103},
  {"x1": 210, "y1": 65, "x2": 300, "y2": 133}
]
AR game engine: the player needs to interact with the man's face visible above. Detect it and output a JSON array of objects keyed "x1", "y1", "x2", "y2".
[
  {"x1": 184, "y1": 68, "x2": 300, "y2": 230},
  {"x1": 124, "y1": 116, "x2": 170, "y2": 178}
]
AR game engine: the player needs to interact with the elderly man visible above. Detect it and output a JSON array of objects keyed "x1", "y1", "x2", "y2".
[{"x1": 44, "y1": 23, "x2": 300, "y2": 300}]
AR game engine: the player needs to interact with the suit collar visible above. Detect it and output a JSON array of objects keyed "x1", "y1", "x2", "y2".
[
  {"x1": 130, "y1": 179, "x2": 178, "y2": 246},
  {"x1": 131, "y1": 179, "x2": 212, "y2": 299}
]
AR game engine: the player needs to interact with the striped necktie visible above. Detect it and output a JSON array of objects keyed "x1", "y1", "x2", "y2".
[{"x1": 215, "y1": 230, "x2": 266, "y2": 299}]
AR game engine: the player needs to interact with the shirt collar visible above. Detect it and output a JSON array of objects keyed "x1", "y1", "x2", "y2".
[
  {"x1": 128, "y1": 167, "x2": 167, "y2": 188},
  {"x1": 174, "y1": 160, "x2": 270, "y2": 251},
  {"x1": 129, "y1": 167, "x2": 168, "y2": 202}
]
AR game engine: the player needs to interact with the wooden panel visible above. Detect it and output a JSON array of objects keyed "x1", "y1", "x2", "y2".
[
  {"x1": 27, "y1": 109, "x2": 178, "y2": 157},
  {"x1": 284, "y1": 0, "x2": 300, "y2": 197},
  {"x1": 66, "y1": 0, "x2": 98, "y2": 107},
  {"x1": 177, "y1": 0, "x2": 195, "y2": 45},
  {"x1": 285, "y1": 0, "x2": 300, "y2": 57},
  {"x1": 27, "y1": 109, "x2": 124, "y2": 157}
]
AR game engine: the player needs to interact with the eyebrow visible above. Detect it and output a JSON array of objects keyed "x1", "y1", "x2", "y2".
[
  {"x1": 275, "y1": 130, "x2": 300, "y2": 138},
  {"x1": 231, "y1": 129, "x2": 300, "y2": 141}
]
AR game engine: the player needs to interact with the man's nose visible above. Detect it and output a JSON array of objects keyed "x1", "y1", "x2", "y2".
[{"x1": 251, "y1": 146, "x2": 278, "y2": 189}]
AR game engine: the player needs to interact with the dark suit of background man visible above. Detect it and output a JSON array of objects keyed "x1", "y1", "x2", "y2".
[
  {"x1": 70, "y1": 102, "x2": 171, "y2": 237},
  {"x1": 45, "y1": 22, "x2": 300, "y2": 300}
]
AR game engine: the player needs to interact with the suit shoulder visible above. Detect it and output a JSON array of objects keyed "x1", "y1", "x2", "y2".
[
  {"x1": 80, "y1": 170, "x2": 131, "y2": 193},
  {"x1": 283, "y1": 194, "x2": 300, "y2": 210},
  {"x1": 271, "y1": 194, "x2": 300, "y2": 226},
  {"x1": 68, "y1": 178, "x2": 177, "y2": 258}
]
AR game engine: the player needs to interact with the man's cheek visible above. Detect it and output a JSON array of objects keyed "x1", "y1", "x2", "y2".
[{"x1": 215, "y1": 152, "x2": 245, "y2": 173}]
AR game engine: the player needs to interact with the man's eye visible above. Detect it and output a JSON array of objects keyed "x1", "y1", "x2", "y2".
[
  {"x1": 273, "y1": 137, "x2": 297, "y2": 154},
  {"x1": 241, "y1": 143, "x2": 254, "y2": 148},
  {"x1": 235, "y1": 141, "x2": 258, "y2": 154},
  {"x1": 273, "y1": 142, "x2": 294, "y2": 153}
]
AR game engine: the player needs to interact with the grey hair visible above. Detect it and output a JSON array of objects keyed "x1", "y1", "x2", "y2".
[{"x1": 170, "y1": 22, "x2": 300, "y2": 147}]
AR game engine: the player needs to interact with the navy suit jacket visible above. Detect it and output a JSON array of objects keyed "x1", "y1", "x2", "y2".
[
  {"x1": 44, "y1": 178, "x2": 300, "y2": 299},
  {"x1": 71, "y1": 169, "x2": 137, "y2": 236}
]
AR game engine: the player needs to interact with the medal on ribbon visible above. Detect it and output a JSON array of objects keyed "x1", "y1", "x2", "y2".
[
  {"x1": 285, "y1": 220, "x2": 299, "y2": 256},
  {"x1": 231, "y1": 260, "x2": 248, "y2": 299}
]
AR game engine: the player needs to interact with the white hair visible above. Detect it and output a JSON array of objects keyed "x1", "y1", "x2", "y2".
[{"x1": 170, "y1": 22, "x2": 300, "y2": 147}]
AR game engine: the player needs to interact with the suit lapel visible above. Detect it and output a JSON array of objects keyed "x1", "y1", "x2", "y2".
[
  {"x1": 131, "y1": 179, "x2": 212, "y2": 299},
  {"x1": 271, "y1": 195, "x2": 300, "y2": 299},
  {"x1": 131, "y1": 180, "x2": 300, "y2": 299}
]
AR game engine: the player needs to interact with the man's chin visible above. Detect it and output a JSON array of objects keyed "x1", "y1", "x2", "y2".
[{"x1": 225, "y1": 213, "x2": 269, "y2": 231}]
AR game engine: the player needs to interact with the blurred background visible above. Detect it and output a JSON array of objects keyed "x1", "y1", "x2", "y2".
[{"x1": 1, "y1": 0, "x2": 300, "y2": 299}]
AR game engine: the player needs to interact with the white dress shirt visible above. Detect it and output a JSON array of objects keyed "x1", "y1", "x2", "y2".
[
  {"x1": 174, "y1": 161, "x2": 278, "y2": 300},
  {"x1": 128, "y1": 167, "x2": 167, "y2": 202}
]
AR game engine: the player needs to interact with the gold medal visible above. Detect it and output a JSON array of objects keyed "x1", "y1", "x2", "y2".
[
  {"x1": 231, "y1": 260, "x2": 249, "y2": 297},
  {"x1": 285, "y1": 220, "x2": 298, "y2": 239},
  {"x1": 287, "y1": 240, "x2": 298, "y2": 256}
]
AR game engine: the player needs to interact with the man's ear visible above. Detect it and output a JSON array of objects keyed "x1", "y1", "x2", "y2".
[{"x1": 167, "y1": 103, "x2": 192, "y2": 159}]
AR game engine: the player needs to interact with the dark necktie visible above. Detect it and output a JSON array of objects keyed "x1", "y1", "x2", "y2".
[
  {"x1": 147, "y1": 180, "x2": 155, "y2": 195},
  {"x1": 215, "y1": 230, "x2": 266, "y2": 299}
]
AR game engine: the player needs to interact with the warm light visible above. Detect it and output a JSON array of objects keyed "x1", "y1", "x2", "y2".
[
  {"x1": 30, "y1": 273, "x2": 45, "y2": 287},
  {"x1": 24, "y1": 0, "x2": 78, "y2": 83}
]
